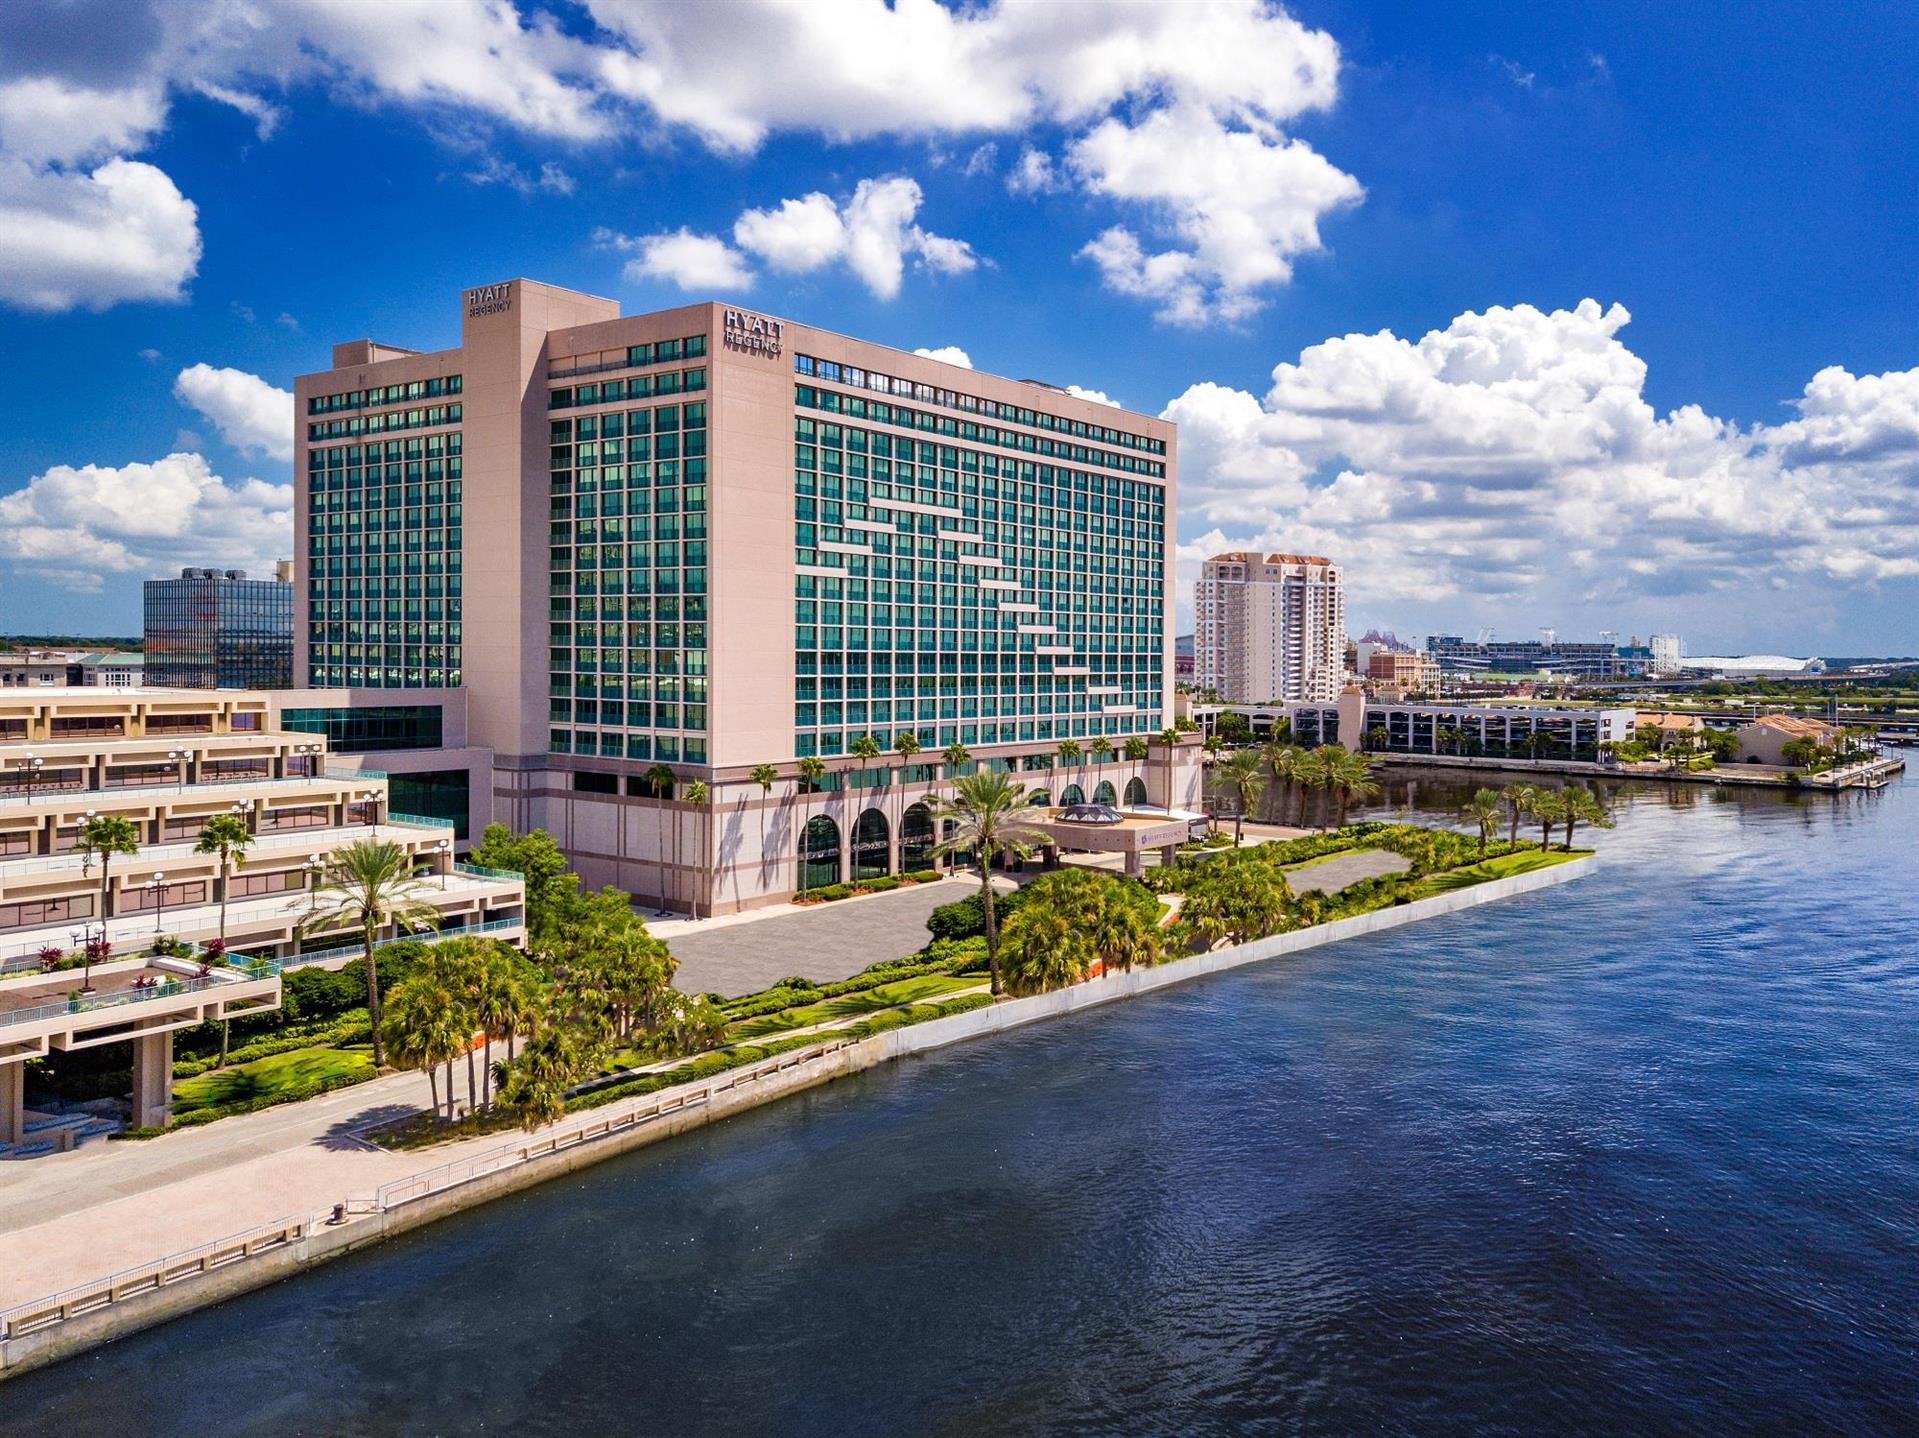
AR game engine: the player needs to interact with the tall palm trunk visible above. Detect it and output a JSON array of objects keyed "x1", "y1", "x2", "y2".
[
  {"x1": 482, "y1": 1037, "x2": 493, "y2": 1108},
  {"x1": 426, "y1": 1065, "x2": 440, "y2": 1117},
  {"x1": 217, "y1": 856, "x2": 230, "y2": 947},
  {"x1": 979, "y1": 857, "x2": 1002, "y2": 996},
  {"x1": 364, "y1": 920, "x2": 384, "y2": 1067},
  {"x1": 1507, "y1": 809, "x2": 1521, "y2": 845},
  {"x1": 1564, "y1": 815, "x2": 1578, "y2": 851},
  {"x1": 445, "y1": 1057, "x2": 457, "y2": 1121}
]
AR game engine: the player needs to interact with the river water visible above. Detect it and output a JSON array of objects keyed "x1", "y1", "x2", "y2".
[{"x1": 5, "y1": 775, "x2": 1916, "y2": 1435}]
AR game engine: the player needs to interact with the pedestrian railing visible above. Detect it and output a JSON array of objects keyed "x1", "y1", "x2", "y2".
[
  {"x1": 373, "y1": 1035, "x2": 860, "y2": 1211},
  {"x1": 0, "y1": 1214, "x2": 319, "y2": 1342},
  {"x1": 452, "y1": 861, "x2": 521, "y2": 881},
  {"x1": 0, "y1": 1032, "x2": 864, "y2": 1353}
]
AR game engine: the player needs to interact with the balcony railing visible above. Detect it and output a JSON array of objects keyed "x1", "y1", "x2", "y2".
[
  {"x1": 453, "y1": 861, "x2": 522, "y2": 881},
  {"x1": 0, "y1": 958, "x2": 280, "y2": 1030},
  {"x1": 285, "y1": 916, "x2": 524, "y2": 970}
]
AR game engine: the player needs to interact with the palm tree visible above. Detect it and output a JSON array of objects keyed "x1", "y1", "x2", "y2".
[
  {"x1": 298, "y1": 838, "x2": 442, "y2": 1068},
  {"x1": 1462, "y1": 788, "x2": 1503, "y2": 855},
  {"x1": 928, "y1": 769, "x2": 1047, "y2": 996},
  {"x1": 1213, "y1": 750, "x2": 1266, "y2": 845},
  {"x1": 893, "y1": 731, "x2": 922, "y2": 851},
  {"x1": 1261, "y1": 741, "x2": 1299, "y2": 826},
  {"x1": 1123, "y1": 735, "x2": 1148, "y2": 802},
  {"x1": 1294, "y1": 746, "x2": 1336, "y2": 828},
  {"x1": 1560, "y1": 784, "x2": 1613, "y2": 850},
  {"x1": 682, "y1": 779, "x2": 709, "y2": 917},
  {"x1": 381, "y1": 969, "x2": 466, "y2": 1122},
  {"x1": 641, "y1": 762, "x2": 676, "y2": 908},
  {"x1": 1329, "y1": 749, "x2": 1380, "y2": 828},
  {"x1": 1056, "y1": 737, "x2": 1083, "y2": 767},
  {"x1": 499, "y1": 1020, "x2": 591, "y2": 1132},
  {"x1": 942, "y1": 740, "x2": 971, "y2": 774},
  {"x1": 75, "y1": 814, "x2": 139, "y2": 994},
  {"x1": 195, "y1": 812, "x2": 255, "y2": 1066},
  {"x1": 848, "y1": 733, "x2": 882, "y2": 803},
  {"x1": 1500, "y1": 783, "x2": 1536, "y2": 846},
  {"x1": 1528, "y1": 789, "x2": 1568, "y2": 851},
  {"x1": 750, "y1": 761, "x2": 778, "y2": 894},
  {"x1": 795, "y1": 754, "x2": 827, "y2": 892},
  {"x1": 193, "y1": 813, "x2": 253, "y2": 946},
  {"x1": 473, "y1": 947, "x2": 537, "y2": 1109},
  {"x1": 1089, "y1": 736, "x2": 1114, "y2": 770}
]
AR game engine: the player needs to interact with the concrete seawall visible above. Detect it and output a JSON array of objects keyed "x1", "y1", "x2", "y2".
[{"x1": 0, "y1": 853, "x2": 1593, "y2": 1379}]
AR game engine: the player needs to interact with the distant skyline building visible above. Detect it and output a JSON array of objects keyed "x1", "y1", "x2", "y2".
[
  {"x1": 144, "y1": 566, "x2": 294, "y2": 689},
  {"x1": 1650, "y1": 633, "x2": 1684, "y2": 674},
  {"x1": 1425, "y1": 634, "x2": 1647, "y2": 679},
  {"x1": 1194, "y1": 552, "x2": 1345, "y2": 703}
]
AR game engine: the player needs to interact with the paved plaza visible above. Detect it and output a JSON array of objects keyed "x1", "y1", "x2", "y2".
[{"x1": 667, "y1": 877, "x2": 984, "y2": 997}]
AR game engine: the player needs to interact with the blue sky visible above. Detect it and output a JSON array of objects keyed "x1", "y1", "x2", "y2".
[{"x1": 2, "y1": 0, "x2": 1916, "y2": 655}]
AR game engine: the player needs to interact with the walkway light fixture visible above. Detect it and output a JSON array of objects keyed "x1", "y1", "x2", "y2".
[{"x1": 146, "y1": 872, "x2": 168, "y2": 935}]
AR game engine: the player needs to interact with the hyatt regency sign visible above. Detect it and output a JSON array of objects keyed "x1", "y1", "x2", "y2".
[
  {"x1": 724, "y1": 307, "x2": 782, "y2": 358},
  {"x1": 467, "y1": 282, "x2": 514, "y2": 318}
]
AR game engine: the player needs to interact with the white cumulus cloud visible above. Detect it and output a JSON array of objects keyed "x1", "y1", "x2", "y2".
[
  {"x1": 611, "y1": 175, "x2": 977, "y2": 300},
  {"x1": 914, "y1": 346, "x2": 974, "y2": 368},
  {"x1": 1165, "y1": 298, "x2": 1919, "y2": 643},
  {"x1": 0, "y1": 451, "x2": 292, "y2": 592},
  {"x1": 173, "y1": 363, "x2": 295, "y2": 462},
  {"x1": 0, "y1": 156, "x2": 200, "y2": 311},
  {"x1": 610, "y1": 227, "x2": 754, "y2": 291}
]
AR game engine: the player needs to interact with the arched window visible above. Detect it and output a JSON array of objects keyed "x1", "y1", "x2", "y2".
[
  {"x1": 1092, "y1": 780, "x2": 1117, "y2": 806},
  {"x1": 1060, "y1": 783, "x2": 1085, "y2": 807},
  {"x1": 1123, "y1": 776, "x2": 1148, "y2": 807},
  {"x1": 800, "y1": 815, "x2": 841, "y2": 891},
  {"x1": 901, "y1": 802, "x2": 935, "y2": 871},
  {"x1": 1028, "y1": 789, "x2": 1052, "y2": 807},
  {"x1": 853, "y1": 808, "x2": 890, "y2": 881}
]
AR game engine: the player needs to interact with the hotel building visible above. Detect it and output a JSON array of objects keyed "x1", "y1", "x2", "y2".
[
  {"x1": 1194, "y1": 552, "x2": 1345, "y2": 704},
  {"x1": 0, "y1": 687, "x2": 524, "y2": 1148},
  {"x1": 296, "y1": 280, "x2": 1201, "y2": 913}
]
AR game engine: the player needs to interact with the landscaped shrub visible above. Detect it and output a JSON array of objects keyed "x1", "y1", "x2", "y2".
[
  {"x1": 907, "y1": 870, "x2": 943, "y2": 884},
  {"x1": 859, "y1": 876, "x2": 902, "y2": 894},
  {"x1": 926, "y1": 885, "x2": 1032, "y2": 942}
]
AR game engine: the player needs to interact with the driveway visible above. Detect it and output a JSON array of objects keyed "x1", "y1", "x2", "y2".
[{"x1": 668, "y1": 878, "x2": 977, "y2": 998}]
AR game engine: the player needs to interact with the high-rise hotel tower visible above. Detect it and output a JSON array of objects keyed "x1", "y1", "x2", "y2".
[{"x1": 296, "y1": 280, "x2": 1197, "y2": 912}]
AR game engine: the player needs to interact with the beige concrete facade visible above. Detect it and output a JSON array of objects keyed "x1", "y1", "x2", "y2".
[{"x1": 298, "y1": 281, "x2": 1194, "y2": 913}]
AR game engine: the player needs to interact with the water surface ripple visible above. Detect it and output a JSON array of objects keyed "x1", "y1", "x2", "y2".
[{"x1": 4, "y1": 777, "x2": 1916, "y2": 1435}]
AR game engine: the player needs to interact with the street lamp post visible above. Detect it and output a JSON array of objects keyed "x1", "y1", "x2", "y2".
[
  {"x1": 361, "y1": 791, "x2": 378, "y2": 828},
  {"x1": 436, "y1": 837, "x2": 452, "y2": 889},
  {"x1": 231, "y1": 801, "x2": 250, "y2": 834},
  {"x1": 168, "y1": 749, "x2": 188, "y2": 791},
  {"x1": 305, "y1": 854, "x2": 325, "y2": 913},
  {"x1": 19, "y1": 754, "x2": 43, "y2": 802},
  {"x1": 146, "y1": 872, "x2": 168, "y2": 936}
]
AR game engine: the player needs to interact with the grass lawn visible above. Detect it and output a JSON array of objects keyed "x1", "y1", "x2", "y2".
[
  {"x1": 727, "y1": 974, "x2": 980, "y2": 1041},
  {"x1": 1415, "y1": 848, "x2": 1582, "y2": 896},
  {"x1": 171, "y1": 1045, "x2": 376, "y2": 1115}
]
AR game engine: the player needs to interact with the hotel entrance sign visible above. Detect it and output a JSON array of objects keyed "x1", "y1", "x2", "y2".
[{"x1": 723, "y1": 307, "x2": 782, "y2": 358}]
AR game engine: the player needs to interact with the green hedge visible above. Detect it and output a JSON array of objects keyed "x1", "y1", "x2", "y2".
[
  {"x1": 115, "y1": 1065, "x2": 373, "y2": 1138},
  {"x1": 926, "y1": 886, "x2": 1032, "y2": 941}
]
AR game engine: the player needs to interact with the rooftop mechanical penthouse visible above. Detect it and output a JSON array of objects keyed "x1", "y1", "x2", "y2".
[{"x1": 296, "y1": 280, "x2": 1200, "y2": 914}]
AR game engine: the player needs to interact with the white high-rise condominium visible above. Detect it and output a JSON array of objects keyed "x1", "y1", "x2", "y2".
[
  {"x1": 1194, "y1": 552, "x2": 1345, "y2": 703},
  {"x1": 1650, "y1": 633, "x2": 1684, "y2": 674}
]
